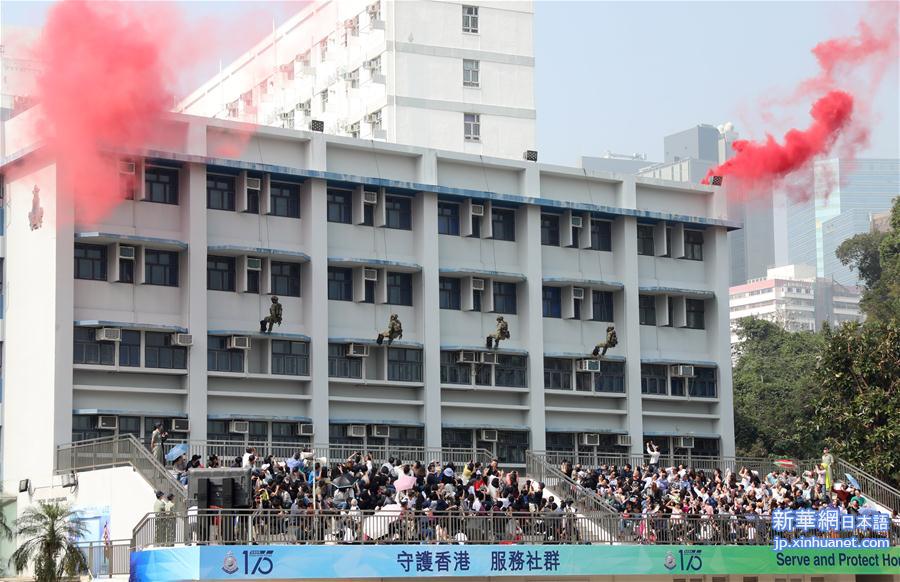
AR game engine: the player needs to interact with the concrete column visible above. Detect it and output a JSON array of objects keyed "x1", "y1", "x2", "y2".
[
  {"x1": 416, "y1": 191, "x2": 442, "y2": 448},
  {"x1": 615, "y1": 177, "x2": 645, "y2": 456},
  {"x1": 520, "y1": 166, "x2": 546, "y2": 451},
  {"x1": 183, "y1": 163, "x2": 209, "y2": 440},
  {"x1": 707, "y1": 226, "x2": 736, "y2": 457}
]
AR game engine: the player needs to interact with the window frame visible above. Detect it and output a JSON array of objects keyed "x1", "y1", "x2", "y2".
[
  {"x1": 463, "y1": 113, "x2": 481, "y2": 142},
  {"x1": 207, "y1": 255, "x2": 236, "y2": 292},
  {"x1": 640, "y1": 364, "x2": 668, "y2": 395},
  {"x1": 144, "y1": 249, "x2": 179, "y2": 287},
  {"x1": 271, "y1": 340, "x2": 309, "y2": 376},
  {"x1": 73, "y1": 326, "x2": 115, "y2": 366},
  {"x1": 592, "y1": 290, "x2": 614, "y2": 322},
  {"x1": 437, "y1": 202, "x2": 460, "y2": 236},
  {"x1": 462, "y1": 59, "x2": 480, "y2": 87},
  {"x1": 637, "y1": 224, "x2": 655, "y2": 256},
  {"x1": 639, "y1": 294, "x2": 656, "y2": 326},
  {"x1": 269, "y1": 182, "x2": 301, "y2": 219},
  {"x1": 327, "y1": 267, "x2": 353, "y2": 302},
  {"x1": 590, "y1": 220, "x2": 612, "y2": 251},
  {"x1": 326, "y1": 188, "x2": 353, "y2": 224},
  {"x1": 542, "y1": 286, "x2": 562, "y2": 318},
  {"x1": 387, "y1": 348, "x2": 423, "y2": 382},
  {"x1": 439, "y1": 277, "x2": 461, "y2": 310},
  {"x1": 328, "y1": 343, "x2": 362, "y2": 379},
  {"x1": 74, "y1": 244, "x2": 108, "y2": 281},
  {"x1": 271, "y1": 261, "x2": 301, "y2": 297},
  {"x1": 684, "y1": 230, "x2": 704, "y2": 261},
  {"x1": 206, "y1": 174, "x2": 236, "y2": 211},
  {"x1": 207, "y1": 335, "x2": 245, "y2": 373},
  {"x1": 462, "y1": 4, "x2": 479, "y2": 33},
  {"x1": 144, "y1": 166, "x2": 179, "y2": 205},
  {"x1": 144, "y1": 332, "x2": 187, "y2": 370},
  {"x1": 384, "y1": 195, "x2": 412, "y2": 230},
  {"x1": 491, "y1": 208, "x2": 516, "y2": 241},
  {"x1": 686, "y1": 298, "x2": 705, "y2": 330},
  {"x1": 540, "y1": 214, "x2": 560, "y2": 246},
  {"x1": 386, "y1": 272, "x2": 413, "y2": 306},
  {"x1": 493, "y1": 282, "x2": 517, "y2": 314}
]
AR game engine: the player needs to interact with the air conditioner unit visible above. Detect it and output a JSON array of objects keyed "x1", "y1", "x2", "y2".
[
  {"x1": 279, "y1": 111, "x2": 294, "y2": 121},
  {"x1": 347, "y1": 343, "x2": 369, "y2": 357},
  {"x1": 363, "y1": 190, "x2": 378, "y2": 205},
  {"x1": 471, "y1": 278, "x2": 485, "y2": 291},
  {"x1": 470, "y1": 204, "x2": 485, "y2": 217},
  {"x1": 371, "y1": 425, "x2": 390, "y2": 438},
  {"x1": 95, "y1": 328, "x2": 122, "y2": 342},
  {"x1": 364, "y1": 112, "x2": 381, "y2": 124},
  {"x1": 363, "y1": 58, "x2": 380, "y2": 71},
  {"x1": 581, "y1": 433, "x2": 600, "y2": 447},
  {"x1": 670, "y1": 365, "x2": 695, "y2": 378},
  {"x1": 571, "y1": 216, "x2": 584, "y2": 228},
  {"x1": 118, "y1": 245, "x2": 136, "y2": 260},
  {"x1": 298, "y1": 423, "x2": 314, "y2": 436},
  {"x1": 229, "y1": 420, "x2": 249, "y2": 434},
  {"x1": 246, "y1": 177, "x2": 262, "y2": 191},
  {"x1": 676, "y1": 436, "x2": 695, "y2": 449},
  {"x1": 457, "y1": 351, "x2": 477, "y2": 364},
  {"x1": 347, "y1": 424, "x2": 366, "y2": 438},
  {"x1": 171, "y1": 419, "x2": 190, "y2": 432},
  {"x1": 480, "y1": 352, "x2": 498, "y2": 365},
  {"x1": 247, "y1": 257, "x2": 262, "y2": 271},
  {"x1": 296, "y1": 101, "x2": 311, "y2": 113},
  {"x1": 228, "y1": 336, "x2": 251, "y2": 350},
  {"x1": 97, "y1": 416, "x2": 118, "y2": 430},
  {"x1": 616, "y1": 434, "x2": 632, "y2": 447},
  {"x1": 363, "y1": 268, "x2": 378, "y2": 282},
  {"x1": 171, "y1": 333, "x2": 193, "y2": 347},
  {"x1": 572, "y1": 287, "x2": 585, "y2": 300},
  {"x1": 119, "y1": 161, "x2": 136, "y2": 175},
  {"x1": 576, "y1": 359, "x2": 602, "y2": 373},
  {"x1": 479, "y1": 429, "x2": 498, "y2": 442}
]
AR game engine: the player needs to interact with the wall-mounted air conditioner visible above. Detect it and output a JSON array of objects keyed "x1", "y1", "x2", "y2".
[
  {"x1": 675, "y1": 436, "x2": 695, "y2": 449},
  {"x1": 118, "y1": 245, "x2": 136, "y2": 260},
  {"x1": 471, "y1": 278, "x2": 485, "y2": 291},
  {"x1": 470, "y1": 204, "x2": 484, "y2": 217},
  {"x1": 581, "y1": 433, "x2": 600, "y2": 447},
  {"x1": 457, "y1": 351, "x2": 477, "y2": 364},
  {"x1": 230, "y1": 420, "x2": 250, "y2": 434},
  {"x1": 480, "y1": 352, "x2": 498, "y2": 365},
  {"x1": 347, "y1": 425, "x2": 366, "y2": 438},
  {"x1": 479, "y1": 429, "x2": 498, "y2": 442},
  {"x1": 571, "y1": 216, "x2": 583, "y2": 228},
  {"x1": 347, "y1": 344, "x2": 369, "y2": 357},
  {"x1": 576, "y1": 359, "x2": 602, "y2": 372},
  {"x1": 246, "y1": 177, "x2": 262, "y2": 191},
  {"x1": 572, "y1": 287, "x2": 585, "y2": 300},
  {"x1": 171, "y1": 334, "x2": 193, "y2": 347},
  {"x1": 97, "y1": 416, "x2": 118, "y2": 430},
  {"x1": 363, "y1": 191, "x2": 378, "y2": 205},
  {"x1": 371, "y1": 425, "x2": 390, "y2": 438},
  {"x1": 171, "y1": 419, "x2": 190, "y2": 432},
  {"x1": 95, "y1": 328, "x2": 122, "y2": 342},
  {"x1": 119, "y1": 161, "x2": 136, "y2": 175},
  {"x1": 670, "y1": 365, "x2": 695, "y2": 378},
  {"x1": 228, "y1": 336, "x2": 251, "y2": 350},
  {"x1": 247, "y1": 258, "x2": 262, "y2": 271},
  {"x1": 299, "y1": 423, "x2": 314, "y2": 436},
  {"x1": 363, "y1": 268, "x2": 378, "y2": 282},
  {"x1": 616, "y1": 434, "x2": 632, "y2": 447}
]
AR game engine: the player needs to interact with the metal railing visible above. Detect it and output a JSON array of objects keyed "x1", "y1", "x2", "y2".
[
  {"x1": 56, "y1": 434, "x2": 186, "y2": 510},
  {"x1": 132, "y1": 509, "x2": 900, "y2": 548},
  {"x1": 525, "y1": 452, "x2": 616, "y2": 514},
  {"x1": 76, "y1": 540, "x2": 131, "y2": 577},
  {"x1": 530, "y1": 450, "x2": 818, "y2": 478},
  {"x1": 833, "y1": 457, "x2": 900, "y2": 513}
]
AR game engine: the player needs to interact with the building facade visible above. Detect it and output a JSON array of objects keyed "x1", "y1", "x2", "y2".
[
  {"x1": 0, "y1": 111, "x2": 737, "y2": 491},
  {"x1": 176, "y1": 0, "x2": 536, "y2": 160},
  {"x1": 788, "y1": 158, "x2": 899, "y2": 285},
  {"x1": 729, "y1": 264, "x2": 863, "y2": 344}
]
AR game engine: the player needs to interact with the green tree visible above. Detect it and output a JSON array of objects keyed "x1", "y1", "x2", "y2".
[
  {"x1": 9, "y1": 502, "x2": 88, "y2": 582},
  {"x1": 731, "y1": 317, "x2": 823, "y2": 458},
  {"x1": 811, "y1": 320, "x2": 900, "y2": 486}
]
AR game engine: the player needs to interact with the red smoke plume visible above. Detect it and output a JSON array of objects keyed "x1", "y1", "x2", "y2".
[
  {"x1": 703, "y1": 4, "x2": 898, "y2": 195},
  {"x1": 33, "y1": 0, "x2": 174, "y2": 224}
]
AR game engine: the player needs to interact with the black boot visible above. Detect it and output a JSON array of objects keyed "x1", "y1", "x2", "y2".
[
  {"x1": 486, "y1": 336, "x2": 492, "y2": 349},
  {"x1": 592, "y1": 346, "x2": 600, "y2": 358},
  {"x1": 260, "y1": 319, "x2": 267, "y2": 333},
  {"x1": 376, "y1": 334, "x2": 384, "y2": 345}
]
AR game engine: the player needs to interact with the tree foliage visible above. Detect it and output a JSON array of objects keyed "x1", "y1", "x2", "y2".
[
  {"x1": 9, "y1": 502, "x2": 88, "y2": 582},
  {"x1": 732, "y1": 317, "x2": 823, "y2": 458},
  {"x1": 810, "y1": 321, "x2": 900, "y2": 486}
]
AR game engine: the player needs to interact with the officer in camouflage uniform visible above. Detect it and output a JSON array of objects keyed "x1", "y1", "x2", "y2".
[
  {"x1": 486, "y1": 315, "x2": 510, "y2": 349},
  {"x1": 592, "y1": 325, "x2": 618, "y2": 358},
  {"x1": 260, "y1": 296, "x2": 283, "y2": 333},
  {"x1": 377, "y1": 314, "x2": 403, "y2": 345}
]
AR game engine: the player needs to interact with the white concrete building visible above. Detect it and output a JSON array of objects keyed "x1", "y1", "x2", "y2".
[
  {"x1": 729, "y1": 264, "x2": 863, "y2": 344},
  {"x1": 0, "y1": 110, "x2": 737, "y2": 502},
  {"x1": 177, "y1": 0, "x2": 536, "y2": 160}
]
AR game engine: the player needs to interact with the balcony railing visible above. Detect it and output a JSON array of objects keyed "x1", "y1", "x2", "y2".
[{"x1": 132, "y1": 509, "x2": 900, "y2": 548}]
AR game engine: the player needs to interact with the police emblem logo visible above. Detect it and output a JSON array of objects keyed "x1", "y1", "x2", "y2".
[
  {"x1": 222, "y1": 551, "x2": 239, "y2": 575},
  {"x1": 664, "y1": 551, "x2": 676, "y2": 570}
]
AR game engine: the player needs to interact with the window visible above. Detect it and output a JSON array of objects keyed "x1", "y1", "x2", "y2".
[
  {"x1": 592, "y1": 291, "x2": 614, "y2": 322},
  {"x1": 684, "y1": 230, "x2": 704, "y2": 261},
  {"x1": 119, "y1": 255, "x2": 134, "y2": 284},
  {"x1": 639, "y1": 295, "x2": 656, "y2": 325},
  {"x1": 544, "y1": 358, "x2": 572, "y2": 390},
  {"x1": 389, "y1": 426, "x2": 424, "y2": 448},
  {"x1": 591, "y1": 220, "x2": 612, "y2": 251},
  {"x1": 462, "y1": 5, "x2": 479, "y2": 33},
  {"x1": 473, "y1": 289, "x2": 482, "y2": 312},
  {"x1": 596, "y1": 361, "x2": 625, "y2": 393},
  {"x1": 207, "y1": 256, "x2": 236, "y2": 292},
  {"x1": 144, "y1": 166, "x2": 179, "y2": 205},
  {"x1": 119, "y1": 330, "x2": 141, "y2": 367},
  {"x1": 463, "y1": 113, "x2": 480, "y2": 142},
  {"x1": 270, "y1": 182, "x2": 300, "y2": 218},
  {"x1": 495, "y1": 355, "x2": 527, "y2": 387},
  {"x1": 145, "y1": 250, "x2": 179, "y2": 287},
  {"x1": 496, "y1": 431, "x2": 529, "y2": 465},
  {"x1": 386, "y1": 272, "x2": 413, "y2": 306},
  {"x1": 73, "y1": 327, "x2": 115, "y2": 365},
  {"x1": 271, "y1": 261, "x2": 301, "y2": 297},
  {"x1": 328, "y1": 267, "x2": 353, "y2": 301},
  {"x1": 273, "y1": 421, "x2": 301, "y2": 443},
  {"x1": 641, "y1": 364, "x2": 667, "y2": 395},
  {"x1": 364, "y1": 280, "x2": 375, "y2": 304},
  {"x1": 437, "y1": 203, "x2": 460, "y2": 235},
  {"x1": 439, "y1": 277, "x2": 461, "y2": 310},
  {"x1": 246, "y1": 180, "x2": 260, "y2": 214},
  {"x1": 690, "y1": 367, "x2": 717, "y2": 398},
  {"x1": 207, "y1": 336, "x2": 244, "y2": 373},
  {"x1": 542, "y1": 286, "x2": 561, "y2": 318},
  {"x1": 388, "y1": 348, "x2": 423, "y2": 382},
  {"x1": 145, "y1": 332, "x2": 187, "y2": 369},
  {"x1": 493, "y1": 282, "x2": 517, "y2": 314},
  {"x1": 463, "y1": 59, "x2": 480, "y2": 87},
  {"x1": 385, "y1": 195, "x2": 412, "y2": 230},
  {"x1": 118, "y1": 416, "x2": 141, "y2": 437},
  {"x1": 328, "y1": 343, "x2": 362, "y2": 378},
  {"x1": 72, "y1": 415, "x2": 101, "y2": 442},
  {"x1": 326, "y1": 189, "x2": 352, "y2": 223},
  {"x1": 247, "y1": 266, "x2": 260, "y2": 294},
  {"x1": 637, "y1": 224, "x2": 655, "y2": 256},
  {"x1": 546, "y1": 432, "x2": 575, "y2": 451},
  {"x1": 491, "y1": 208, "x2": 515, "y2": 241},
  {"x1": 272, "y1": 340, "x2": 309, "y2": 376},
  {"x1": 471, "y1": 215, "x2": 482, "y2": 238},
  {"x1": 686, "y1": 299, "x2": 705, "y2": 329},
  {"x1": 541, "y1": 214, "x2": 560, "y2": 246},
  {"x1": 74, "y1": 244, "x2": 107, "y2": 281},
  {"x1": 440, "y1": 351, "x2": 470, "y2": 384},
  {"x1": 207, "y1": 175, "x2": 236, "y2": 211},
  {"x1": 362, "y1": 203, "x2": 374, "y2": 226}
]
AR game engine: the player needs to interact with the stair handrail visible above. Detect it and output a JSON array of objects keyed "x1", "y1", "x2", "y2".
[
  {"x1": 525, "y1": 451, "x2": 616, "y2": 514},
  {"x1": 833, "y1": 456, "x2": 900, "y2": 512}
]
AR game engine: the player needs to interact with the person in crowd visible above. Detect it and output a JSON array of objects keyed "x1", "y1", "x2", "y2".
[{"x1": 149, "y1": 423, "x2": 167, "y2": 465}]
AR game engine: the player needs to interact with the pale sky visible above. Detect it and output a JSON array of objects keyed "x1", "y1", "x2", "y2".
[{"x1": 3, "y1": 0, "x2": 898, "y2": 165}]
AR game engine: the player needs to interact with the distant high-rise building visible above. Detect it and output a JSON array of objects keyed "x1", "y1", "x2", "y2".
[{"x1": 788, "y1": 158, "x2": 899, "y2": 285}]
